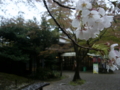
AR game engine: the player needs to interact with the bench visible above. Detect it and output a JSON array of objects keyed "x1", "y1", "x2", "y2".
[{"x1": 21, "y1": 82, "x2": 50, "y2": 90}]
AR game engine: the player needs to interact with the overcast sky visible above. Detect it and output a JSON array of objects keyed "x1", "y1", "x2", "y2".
[
  {"x1": 0, "y1": 0, "x2": 46, "y2": 23},
  {"x1": 0, "y1": 0, "x2": 119, "y2": 23}
]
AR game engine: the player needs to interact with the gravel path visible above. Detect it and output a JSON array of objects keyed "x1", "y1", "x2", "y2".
[{"x1": 44, "y1": 70, "x2": 120, "y2": 90}]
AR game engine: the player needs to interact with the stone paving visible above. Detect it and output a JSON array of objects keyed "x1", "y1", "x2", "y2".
[{"x1": 44, "y1": 70, "x2": 120, "y2": 90}]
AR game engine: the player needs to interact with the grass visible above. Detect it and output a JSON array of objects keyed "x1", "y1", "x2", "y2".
[
  {"x1": 69, "y1": 79, "x2": 86, "y2": 86},
  {"x1": 0, "y1": 72, "x2": 33, "y2": 90}
]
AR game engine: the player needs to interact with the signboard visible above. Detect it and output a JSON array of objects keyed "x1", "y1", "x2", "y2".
[{"x1": 93, "y1": 63, "x2": 99, "y2": 74}]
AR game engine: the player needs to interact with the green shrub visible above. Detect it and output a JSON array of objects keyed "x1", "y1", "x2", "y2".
[{"x1": 35, "y1": 67, "x2": 60, "y2": 80}]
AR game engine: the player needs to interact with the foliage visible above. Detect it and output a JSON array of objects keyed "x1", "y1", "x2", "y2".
[
  {"x1": 0, "y1": 16, "x2": 59, "y2": 61},
  {"x1": 46, "y1": 0, "x2": 73, "y2": 29},
  {"x1": 35, "y1": 67, "x2": 60, "y2": 80},
  {"x1": 0, "y1": 18, "x2": 30, "y2": 62},
  {"x1": 0, "y1": 16, "x2": 60, "y2": 77},
  {"x1": 100, "y1": 29, "x2": 120, "y2": 44},
  {"x1": 0, "y1": 47, "x2": 29, "y2": 62},
  {"x1": 91, "y1": 43, "x2": 109, "y2": 56}
]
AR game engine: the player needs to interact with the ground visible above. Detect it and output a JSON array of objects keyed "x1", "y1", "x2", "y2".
[
  {"x1": 0, "y1": 72, "x2": 34, "y2": 90},
  {"x1": 44, "y1": 70, "x2": 120, "y2": 90},
  {"x1": 1, "y1": 70, "x2": 120, "y2": 90}
]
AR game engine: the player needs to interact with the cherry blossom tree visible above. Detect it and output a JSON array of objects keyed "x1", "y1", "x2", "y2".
[{"x1": 43, "y1": 0, "x2": 120, "y2": 81}]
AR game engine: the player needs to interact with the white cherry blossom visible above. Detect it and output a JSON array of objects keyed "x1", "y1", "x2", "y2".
[
  {"x1": 98, "y1": 7, "x2": 106, "y2": 16},
  {"x1": 72, "y1": 0, "x2": 114, "y2": 40},
  {"x1": 75, "y1": 27, "x2": 82, "y2": 39},
  {"x1": 92, "y1": 17, "x2": 105, "y2": 31},
  {"x1": 72, "y1": 18, "x2": 80, "y2": 28},
  {"x1": 76, "y1": 0, "x2": 92, "y2": 11},
  {"x1": 103, "y1": 16, "x2": 113, "y2": 28},
  {"x1": 75, "y1": 26, "x2": 99, "y2": 40},
  {"x1": 82, "y1": 10, "x2": 100, "y2": 26}
]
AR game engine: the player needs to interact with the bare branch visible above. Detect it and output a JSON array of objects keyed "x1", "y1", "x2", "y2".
[{"x1": 53, "y1": 0, "x2": 75, "y2": 10}]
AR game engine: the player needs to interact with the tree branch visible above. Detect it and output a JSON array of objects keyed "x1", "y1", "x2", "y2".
[
  {"x1": 53, "y1": 0, "x2": 75, "y2": 10},
  {"x1": 43, "y1": 0, "x2": 103, "y2": 51},
  {"x1": 90, "y1": 29, "x2": 108, "y2": 46}
]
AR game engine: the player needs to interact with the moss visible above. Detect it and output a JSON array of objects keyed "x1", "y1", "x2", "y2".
[
  {"x1": 43, "y1": 75, "x2": 68, "y2": 82},
  {"x1": 69, "y1": 79, "x2": 86, "y2": 86}
]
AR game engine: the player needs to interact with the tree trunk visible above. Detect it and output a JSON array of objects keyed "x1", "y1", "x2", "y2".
[
  {"x1": 72, "y1": 46, "x2": 89, "y2": 81},
  {"x1": 72, "y1": 43, "x2": 82, "y2": 81},
  {"x1": 73, "y1": 67, "x2": 81, "y2": 81},
  {"x1": 73, "y1": 53, "x2": 81, "y2": 81}
]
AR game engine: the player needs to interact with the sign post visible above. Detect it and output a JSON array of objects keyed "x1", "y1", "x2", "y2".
[{"x1": 93, "y1": 63, "x2": 99, "y2": 74}]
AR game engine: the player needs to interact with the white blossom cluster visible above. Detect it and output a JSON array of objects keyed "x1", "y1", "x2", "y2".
[{"x1": 72, "y1": 0, "x2": 114, "y2": 40}]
